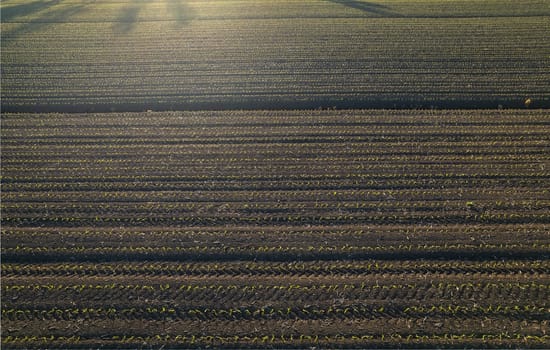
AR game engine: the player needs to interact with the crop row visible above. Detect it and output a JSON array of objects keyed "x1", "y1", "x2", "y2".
[
  {"x1": 4, "y1": 225, "x2": 545, "y2": 257},
  {"x1": 2, "y1": 108, "x2": 548, "y2": 123},
  {"x1": 6, "y1": 171, "x2": 549, "y2": 187},
  {"x1": 3, "y1": 124, "x2": 548, "y2": 137},
  {"x1": 5, "y1": 171, "x2": 549, "y2": 182},
  {"x1": 3, "y1": 333, "x2": 549, "y2": 348},
  {"x1": 3, "y1": 200, "x2": 549, "y2": 215},
  {"x1": 3, "y1": 139, "x2": 547, "y2": 151},
  {"x1": 3, "y1": 223, "x2": 546, "y2": 236},
  {"x1": 3, "y1": 156, "x2": 548, "y2": 171},
  {"x1": 3, "y1": 137, "x2": 547, "y2": 150},
  {"x1": 3, "y1": 179, "x2": 547, "y2": 193},
  {"x1": 3, "y1": 282, "x2": 547, "y2": 308},
  {"x1": 3, "y1": 304, "x2": 548, "y2": 321},
  {"x1": 4, "y1": 125, "x2": 549, "y2": 138},
  {"x1": 3, "y1": 243, "x2": 548, "y2": 262},
  {"x1": 4, "y1": 224, "x2": 544, "y2": 237},
  {"x1": 5, "y1": 281, "x2": 547, "y2": 292},
  {"x1": 4, "y1": 212, "x2": 550, "y2": 228},
  {"x1": 5, "y1": 163, "x2": 547, "y2": 176},
  {"x1": 3, "y1": 259, "x2": 547, "y2": 276},
  {"x1": 3, "y1": 188, "x2": 547, "y2": 203}
]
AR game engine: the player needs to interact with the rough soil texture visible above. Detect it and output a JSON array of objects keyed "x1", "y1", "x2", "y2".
[{"x1": 2, "y1": 109, "x2": 549, "y2": 348}]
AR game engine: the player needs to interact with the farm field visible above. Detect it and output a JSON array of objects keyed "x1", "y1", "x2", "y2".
[
  {"x1": 1, "y1": 109, "x2": 550, "y2": 348},
  {"x1": 2, "y1": 0, "x2": 550, "y2": 348},
  {"x1": 1, "y1": 0, "x2": 550, "y2": 111}
]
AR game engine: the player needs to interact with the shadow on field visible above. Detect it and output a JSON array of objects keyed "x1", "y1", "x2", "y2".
[
  {"x1": 0, "y1": 0, "x2": 61, "y2": 21},
  {"x1": 167, "y1": 0, "x2": 194, "y2": 27},
  {"x1": 112, "y1": 0, "x2": 193, "y2": 33},
  {"x1": 1, "y1": 1, "x2": 89, "y2": 40},
  {"x1": 327, "y1": 0, "x2": 397, "y2": 17},
  {"x1": 112, "y1": 1, "x2": 142, "y2": 33}
]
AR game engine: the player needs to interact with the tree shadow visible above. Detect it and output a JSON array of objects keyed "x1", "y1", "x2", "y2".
[
  {"x1": 111, "y1": 0, "x2": 194, "y2": 33},
  {"x1": 112, "y1": 2, "x2": 141, "y2": 33},
  {"x1": 166, "y1": 0, "x2": 194, "y2": 27},
  {"x1": 2, "y1": 1, "x2": 90, "y2": 40},
  {"x1": 1, "y1": 0, "x2": 61, "y2": 21},
  {"x1": 327, "y1": 0, "x2": 398, "y2": 17}
]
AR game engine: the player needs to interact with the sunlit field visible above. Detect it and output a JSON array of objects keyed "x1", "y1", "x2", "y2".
[
  {"x1": 1, "y1": 1, "x2": 549, "y2": 349},
  {"x1": 2, "y1": 0, "x2": 549, "y2": 111}
]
